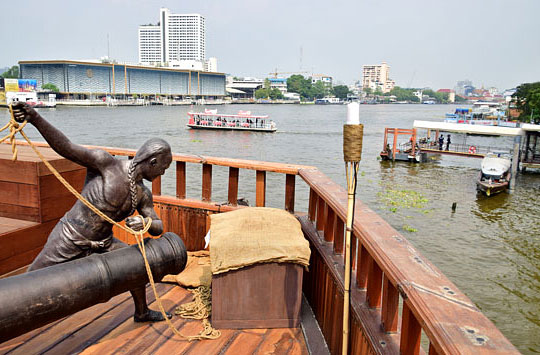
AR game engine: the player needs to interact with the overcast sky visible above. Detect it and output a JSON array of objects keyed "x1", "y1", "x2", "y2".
[{"x1": 1, "y1": 0, "x2": 539, "y2": 91}]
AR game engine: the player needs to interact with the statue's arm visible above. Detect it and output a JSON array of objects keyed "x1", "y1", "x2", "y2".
[
  {"x1": 11, "y1": 102, "x2": 114, "y2": 170},
  {"x1": 126, "y1": 187, "x2": 163, "y2": 236}
]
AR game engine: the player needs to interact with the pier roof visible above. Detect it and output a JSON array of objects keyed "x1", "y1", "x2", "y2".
[{"x1": 413, "y1": 120, "x2": 523, "y2": 136}]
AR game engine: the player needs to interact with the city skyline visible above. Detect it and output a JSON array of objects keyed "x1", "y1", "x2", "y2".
[{"x1": 1, "y1": 0, "x2": 539, "y2": 91}]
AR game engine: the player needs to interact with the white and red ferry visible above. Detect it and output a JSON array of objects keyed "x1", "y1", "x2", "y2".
[{"x1": 187, "y1": 109, "x2": 276, "y2": 132}]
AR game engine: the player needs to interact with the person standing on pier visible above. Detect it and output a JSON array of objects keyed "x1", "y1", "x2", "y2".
[
  {"x1": 438, "y1": 134, "x2": 444, "y2": 150},
  {"x1": 446, "y1": 134, "x2": 451, "y2": 151}
]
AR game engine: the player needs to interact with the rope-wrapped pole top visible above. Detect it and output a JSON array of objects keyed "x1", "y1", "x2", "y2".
[{"x1": 343, "y1": 124, "x2": 363, "y2": 162}]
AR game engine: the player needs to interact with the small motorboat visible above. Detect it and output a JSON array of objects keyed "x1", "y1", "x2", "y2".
[{"x1": 476, "y1": 152, "x2": 512, "y2": 196}]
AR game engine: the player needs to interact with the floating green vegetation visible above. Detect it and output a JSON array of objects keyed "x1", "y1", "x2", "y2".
[
  {"x1": 190, "y1": 139, "x2": 202, "y2": 143},
  {"x1": 402, "y1": 225, "x2": 418, "y2": 233},
  {"x1": 377, "y1": 182, "x2": 429, "y2": 212}
]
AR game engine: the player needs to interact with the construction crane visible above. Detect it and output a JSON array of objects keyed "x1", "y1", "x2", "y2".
[{"x1": 268, "y1": 69, "x2": 309, "y2": 79}]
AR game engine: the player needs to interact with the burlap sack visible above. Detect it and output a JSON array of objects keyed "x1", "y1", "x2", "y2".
[
  {"x1": 209, "y1": 207, "x2": 310, "y2": 275},
  {"x1": 162, "y1": 250, "x2": 212, "y2": 287}
]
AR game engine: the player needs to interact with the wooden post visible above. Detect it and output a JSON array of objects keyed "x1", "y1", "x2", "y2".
[
  {"x1": 176, "y1": 161, "x2": 186, "y2": 199},
  {"x1": 392, "y1": 130, "x2": 398, "y2": 161},
  {"x1": 510, "y1": 135, "x2": 521, "y2": 190},
  {"x1": 202, "y1": 163, "x2": 212, "y2": 202},
  {"x1": 285, "y1": 174, "x2": 295, "y2": 212},
  {"x1": 256, "y1": 170, "x2": 266, "y2": 207},
  {"x1": 228, "y1": 167, "x2": 239, "y2": 205}
]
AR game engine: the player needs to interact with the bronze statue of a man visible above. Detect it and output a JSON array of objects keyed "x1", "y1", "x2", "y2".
[{"x1": 12, "y1": 102, "x2": 173, "y2": 322}]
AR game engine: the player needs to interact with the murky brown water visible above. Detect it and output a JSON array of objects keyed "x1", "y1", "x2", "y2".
[{"x1": 4, "y1": 104, "x2": 539, "y2": 353}]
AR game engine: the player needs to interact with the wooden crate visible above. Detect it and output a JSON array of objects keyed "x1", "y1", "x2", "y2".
[
  {"x1": 0, "y1": 144, "x2": 86, "y2": 223},
  {"x1": 211, "y1": 262, "x2": 303, "y2": 329}
]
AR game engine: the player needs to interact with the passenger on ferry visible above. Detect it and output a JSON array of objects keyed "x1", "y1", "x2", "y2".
[
  {"x1": 446, "y1": 134, "x2": 451, "y2": 151},
  {"x1": 438, "y1": 134, "x2": 444, "y2": 150}
]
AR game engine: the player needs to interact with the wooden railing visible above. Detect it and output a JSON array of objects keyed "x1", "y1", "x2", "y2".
[{"x1": 9, "y1": 141, "x2": 519, "y2": 354}]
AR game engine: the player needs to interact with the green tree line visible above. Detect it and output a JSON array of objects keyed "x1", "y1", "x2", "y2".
[{"x1": 512, "y1": 82, "x2": 540, "y2": 123}]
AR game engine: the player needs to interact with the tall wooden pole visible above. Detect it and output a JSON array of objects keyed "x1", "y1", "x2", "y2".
[{"x1": 342, "y1": 112, "x2": 363, "y2": 355}]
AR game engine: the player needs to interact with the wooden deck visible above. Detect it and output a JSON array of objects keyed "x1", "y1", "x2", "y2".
[{"x1": 0, "y1": 283, "x2": 310, "y2": 355}]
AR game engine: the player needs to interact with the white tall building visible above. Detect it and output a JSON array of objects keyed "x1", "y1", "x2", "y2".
[
  {"x1": 138, "y1": 8, "x2": 206, "y2": 66},
  {"x1": 362, "y1": 62, "x2": 395, "y2": 93}
]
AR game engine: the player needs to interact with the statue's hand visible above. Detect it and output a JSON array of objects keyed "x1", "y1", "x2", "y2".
[
  {"x1": 126, "y1": 216, "x2": 147, "y2": 231},
  {"x1": 11, "y1": 102, "x2": 39, "y2": 123}
]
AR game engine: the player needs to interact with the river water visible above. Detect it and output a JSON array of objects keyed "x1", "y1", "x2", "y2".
[{"x1": 3, "y1": 104, "x2": 539, "y2": 353}]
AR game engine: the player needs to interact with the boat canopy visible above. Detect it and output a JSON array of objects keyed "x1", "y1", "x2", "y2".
[
  {"x1": 189, "y1": 111, "x2": 270, "y2": 119},
  {"x1": 413, "y1": 120, "x2": 523, "y2": 136}
]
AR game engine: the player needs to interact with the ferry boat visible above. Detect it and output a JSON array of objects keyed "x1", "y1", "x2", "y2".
[
  {"x1": 444, "y1": 101, "x2": 518, "y2": 127},
  {"x1": 0, "y1": 141, "x2": 519, "y2": 354},
  {"x1": 187, "y1": 109, "x2": 276, "y2": 132}
]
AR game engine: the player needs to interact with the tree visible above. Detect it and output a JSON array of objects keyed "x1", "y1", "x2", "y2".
[
  {"x1": 287, "y1": 75, "x2": 312, "y2": 99},
  {"x1": 311, "y1": 81, "x2": 328, "y2": 99},
  {"x1": 388, "y1": 86, "x2": 419, "y2": 102},
  {"x1": 255, "y1": 88, "x2": 269, "y2": 99},
  {"x1": 332, "y1": 85, "x2": 350, "y2": 100},
  {"x1": 42, "y1": 83, "x2": 59, "y2": 92},
  {"x1": 512, "y1": 82, "x2": 540, "y2": 122},
  {"x1": 269, "y1": 88, "x2": 283, "y2": 100},
  {"x1": 363, "y1": 87, "x2": 373, "y2": 95},
  {"x1": 1, "y1": 65, "x2": 19, "y2": 78}
]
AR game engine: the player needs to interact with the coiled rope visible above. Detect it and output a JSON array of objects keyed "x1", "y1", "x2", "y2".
[{"x1": 1, "y1": 104, "x2": 220, "y2": 341}]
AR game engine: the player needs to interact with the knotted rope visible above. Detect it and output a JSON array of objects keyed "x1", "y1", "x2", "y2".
[{"x1": 1, "y1": 105, "x2": 220, "y2": 341}]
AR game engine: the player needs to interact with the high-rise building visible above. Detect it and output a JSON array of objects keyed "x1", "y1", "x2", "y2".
[
  {"x1": 138, "y1": 8, "x2": 206, "y2": 66},
  {"x1": 362, "y1": 62, "x2": 395, "y2": 93}
]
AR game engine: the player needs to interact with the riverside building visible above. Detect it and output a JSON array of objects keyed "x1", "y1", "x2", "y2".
[
  {"x1": 139, "y1": 8, "x2": 215, "y2": 71},
  {"x1": 362, "y1": 62, "x2": 395, "y2": 93},
  {"x1": 18, "y1": 60, "x2": 225, "y2": 100}
]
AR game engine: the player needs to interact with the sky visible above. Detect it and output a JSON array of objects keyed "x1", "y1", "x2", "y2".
[{"x1": 1, "y1": 0, "x2": 539, "y2": 91}]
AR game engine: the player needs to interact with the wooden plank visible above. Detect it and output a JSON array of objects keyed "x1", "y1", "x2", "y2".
[
  {"x1": 83, "y1": 286, "x2": 192, "y2": 355},
  {"x1": 228, "y1": 167, "x2": 239, "y2": 206},
  {"x1": 212, "y1": 263, "x2": 303, "y2": 329},
  {"x1": 382, "y1": 275, "x2": 399, "y2": 333},
  {"x1": 0, "y1": 160, "x2": 38, "y2": 184},
  {"x1": 0, "y1": 181, "x2": 39, "y2": 208},
  {"x1": 255, "y1": 170, "x2": 266, "y2": 207},
  {"x1": 0, "y1": 204, "x2": 40, "y2": 222},
  {"x1": 176, "y1": 161, "x2": 186, "y2": 199},
  {"x1": 316, "y1": 197, "x2": 325, "y2": 232},
  {"x1": 308, "y1": 188, "x2": 317, "y2": 221},
  {"x1": 400, "y1": 301, "x2": 421, "y2": 355},
  {"x1": 152, "y1": 175, "x2": 162, "y2": 196},
  {"x1": 202, "y1": 163, "x2": 212, "y2": 202},
  {"x1": 222, "y1": 331, "x2": 265, "y2": 355},
  {"x1": 0, "y1": 219, "x2": 56, "y2": 263},
  {"x1": 356, "y1": 245, "x2": 369, "y2": 289},
  {"x1": 334, "y1": 217, "x2": 344, "y2": 255},
  {"x1": 38, "y1": 169, "x2": 85, "y2": 200},
  {"x1": 285, "y1": 173, "x2": 295, "y2": 212},
  {"x1": 323, "y1": 206, "x2": 335, "y2": 243},
  {"x1": 254, "y1": 328, "x2": 302, "y2": 354},
  {"x1": 366, "y1": 256, "x2": 383, "y2": 308},
  {"x1": 172, "y1": 329, "x2": 237, "y2": 355},
  {"x1": 51, "y1": 283, "x2": 175, "y2": 355}
]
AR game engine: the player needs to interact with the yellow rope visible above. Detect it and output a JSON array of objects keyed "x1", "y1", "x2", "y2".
[{"x1": 2, "y1": 105, "x2": 220, "y2": 341}]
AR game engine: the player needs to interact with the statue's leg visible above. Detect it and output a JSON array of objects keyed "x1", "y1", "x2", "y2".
[{"x1": 109, "y1": 237, "x2": 172, "y2": 322}]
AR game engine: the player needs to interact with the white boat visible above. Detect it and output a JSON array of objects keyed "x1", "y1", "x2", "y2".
[
  {"x1": 476, "y1": 153, "x2": 512, "y2": 196},
  {"x1": 444, "y1": 102, "x2": 517, "y2": 127},
  {"x1": 187, "y1": 109, "x2": 276, "y2": 132}
]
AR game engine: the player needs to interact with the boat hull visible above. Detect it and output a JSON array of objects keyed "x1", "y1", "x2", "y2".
[
  {"x1": 476, "y1": 172, "x2": 511, "y2": 196},
  {"x1": 187, "y1": 124, "x2": 276, "y2": 132}
]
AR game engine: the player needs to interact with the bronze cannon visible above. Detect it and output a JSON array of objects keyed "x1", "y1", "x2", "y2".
[{"x1": 0, "y1": 232, "x2": 187, "y2": 342}]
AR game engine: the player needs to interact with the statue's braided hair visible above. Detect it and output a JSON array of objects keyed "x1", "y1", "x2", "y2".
[
  {"x1": 127, "y1": 138, "x2": 171, "y2": 216},
  {"x1": 127, "y1": 160, "x2": 137, "y2": 215}
]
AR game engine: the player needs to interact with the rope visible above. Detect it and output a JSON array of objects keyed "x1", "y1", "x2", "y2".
[{"x1": 2, "y1": 105, "x2": 220, "y2": 341}]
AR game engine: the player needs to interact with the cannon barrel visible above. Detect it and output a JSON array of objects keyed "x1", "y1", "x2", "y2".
[{"x1": 0, "y1": 232, "x2": 187, "y2": 342}]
